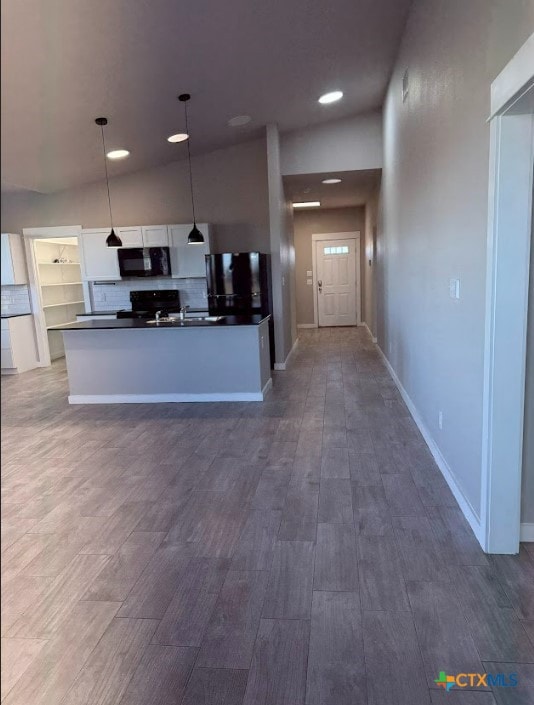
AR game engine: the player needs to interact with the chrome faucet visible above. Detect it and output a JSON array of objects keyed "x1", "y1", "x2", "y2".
[
  {"x1": 179, "y1": 305, "x2": 189, "y2": 321},
  {"x1": 154, "y1": 310, "x2": 162, "y2": 322}
]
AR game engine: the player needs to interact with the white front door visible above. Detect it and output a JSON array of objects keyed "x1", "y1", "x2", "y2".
[{"x1": 316, "y1": 238, "x2": 358, "y2": 327}]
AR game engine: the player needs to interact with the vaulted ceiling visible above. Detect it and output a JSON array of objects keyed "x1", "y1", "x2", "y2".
[{"x1": 1, "y1": 0, "x2": 411, "y2": 194}]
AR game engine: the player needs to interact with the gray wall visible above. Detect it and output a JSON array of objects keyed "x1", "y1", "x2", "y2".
[
  {"x1": 378, "y1": 0, "x2": 533, "y2": 519},
  {"x1": 364, "y1": 191, "x2": 380, "y2": 336},
  {"x1": 294, "y1": 207, "x2": 365, "y2": 326},
  {"x1": 1, "y1": 139, "x2": 270, "y2": 254},
  {"x1": 267, "y1": 125, "x2": 296, "y2": 363},
  {"x1": 281, "y1": 112, "x2": 383, "y2": 176},
  {"x1": 522, "y1": 205, "x2": 534, "y2": 524}
]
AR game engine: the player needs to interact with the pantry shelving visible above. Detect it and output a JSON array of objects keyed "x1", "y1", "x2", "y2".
[{"x1": 35, "y1": 238, "x2": 85, "y2": 360}]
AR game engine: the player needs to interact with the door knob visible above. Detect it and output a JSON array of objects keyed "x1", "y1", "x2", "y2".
[{"x1": 318, "y1": 279, "x2": 322, "y2": 293}]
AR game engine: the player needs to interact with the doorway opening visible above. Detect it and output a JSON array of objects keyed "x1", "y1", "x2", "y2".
[
  {"x1": 23, "y1": 226, "x2": 88, "y2": 366},
  {"x1": 481, "y1": 37, "x2": 534, "y2": 553},
  {"x1": 283, "y1": 169, "x2": 381, "y2": 332}
]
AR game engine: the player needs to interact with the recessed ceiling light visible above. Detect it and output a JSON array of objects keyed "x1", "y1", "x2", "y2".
[
  {"x1": 106, "y1": 149, "x2": 130, "y2": 160},
  {"x1": 322, "y1": 178, "x2": 342, "y2": 184},
  {"x1": 292, "y1": 201, "x2": 321, "y2": 208},
  {"x1": 318, "y1": 90, "x2": 343, "y2": 105},
  {"x1": 167, "y1": 133, "x2": 189, "y2": 143},
  {"x1": 228, "y1": 114, "x2": 252, "y2": 127}
]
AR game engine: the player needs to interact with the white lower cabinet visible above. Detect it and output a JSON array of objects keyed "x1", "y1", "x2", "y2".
[
  {"x1": 1, "y1": 315, "x2": 38, "y2": 374},
  {"x1": 79, "y1": 229, "x2": 121, "y2": 281},
  {"x1": 1, "y1": 233, "x2": 28, "y2": 285},
  {"x1": 169, "y1": 223, "x2": 211, "y2": 278}
]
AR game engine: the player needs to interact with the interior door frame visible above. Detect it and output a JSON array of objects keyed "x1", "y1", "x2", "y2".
[
  {"x1": 311, "y1": 231, "x2": 361, "y2": 328},
  {"x1": 22, "y1": 225, "x2": 86, "y2": 367},
  {"x1": 481, "y1": 34, "x2": 534, "y2": 553}
]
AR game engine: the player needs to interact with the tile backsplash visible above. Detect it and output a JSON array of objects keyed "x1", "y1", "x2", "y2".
[
  {"x1": 1, "y1": 285, "x2": 31, "y2": 316},
  {"x1": 89, "y1": 277, "x2": 208, "y2": 311}
]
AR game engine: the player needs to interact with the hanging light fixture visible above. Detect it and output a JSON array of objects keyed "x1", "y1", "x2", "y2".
[
  {"x1": 95, "y1": 117, "x2": 122, "y2": 247},
  {"x1": 178, "y1": 94, "x2": 204, "y2": 244}
]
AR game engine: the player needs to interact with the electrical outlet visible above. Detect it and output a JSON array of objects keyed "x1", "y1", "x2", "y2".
[{"x1": 438, "y1": 411, "x2": 443, "y2": 430}]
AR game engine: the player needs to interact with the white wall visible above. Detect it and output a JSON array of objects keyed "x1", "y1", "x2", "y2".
[
  {"x1": 378, "y1": 0, "x2": 534, "y2": 521},
  {"x1": 267, "y1": 125, "x2": 296, "y2": 364},
  {"x1": 280, "y1": 111, "x2": 382, "y2": 176},
  {"x1": 1, "y1": 139, "x2": 270, "y2": 254},
  {"x1": 523, "y1": 206, "x2": 534, "y2": 525}
]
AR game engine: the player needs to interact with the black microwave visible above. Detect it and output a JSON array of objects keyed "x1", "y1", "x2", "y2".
[{"x1": 117, "y1": 247, "x2": 171, "y2": 277}]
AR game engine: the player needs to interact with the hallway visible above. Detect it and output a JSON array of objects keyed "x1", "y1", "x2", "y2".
[{"x1": 1, "y1": 327, "x2": 533, "y2": 704}]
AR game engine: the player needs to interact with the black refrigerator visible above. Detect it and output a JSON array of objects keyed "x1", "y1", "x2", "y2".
[{"x1": 205, "y1": 252, "x2": 274, "y2": 367}]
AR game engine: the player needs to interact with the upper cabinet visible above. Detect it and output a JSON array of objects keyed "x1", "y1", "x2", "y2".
[
  {"x1": 115, "y1": 226, "x2": 143, "y2": 247},
  {"x1": 1, "y1": 233, "x2": 28, "y2": 285},
  {"x1": 78, "y1": 223, "x2": 210, "y2": 281},
  {"x1": 79, "y1": 229, "x2": 121, "y2": 281},
  {"x1": 169, "y1": 224, "x2": 211, "y2": 278},
  {"x1": 141, "y1": 225, "x2": 169, "y2": 247},
  {"x1": 115, "y1": 225, "x2": 169, "y2": 248}
]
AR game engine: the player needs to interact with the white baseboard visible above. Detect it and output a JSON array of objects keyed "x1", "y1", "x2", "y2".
[
  {"x1": 520, "y1": 523, "x2": 534, "y2": 542},
  {"x1": 376, "y1": 344, "x2": 484, "y2": 548},
  {"x1": 362, "y1": 322, "x2": 377, "y2": 343},
  {"x1": 69, "y1": 381, "x2": 272, "y2": 405},
  {"x1": 297, "y1": 323, "x2": 317, "y2": 329},
  {"x1": 274, "y1": 337, "x2": 299, "y2": 371}
]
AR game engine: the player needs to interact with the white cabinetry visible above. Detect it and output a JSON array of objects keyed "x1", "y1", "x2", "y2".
[
  {"x1": 79, "y1": 229, "x2": 121, "y2": 281},
  {"x1": 141, "y1": 225, "x2": 169, "y2": 247},
  {"x1": 169, "y1": 224, "x2": 211, "y2": 278},
  {"x1": 116, "y1": 227, "x2": 143, "y2": 247},
  {"x1": 115, "y1": 226, "x2": 168, "y2": 247},
  {"x1": 1, "y1": 233, "x2": 28, "y2": 285},
  {"x1": 78, "y1": 224, "x2": 209, "y2": 281},
  {"x1": 1, "y1": 315, "x2": 38, "y2": 374},
  {"x1": 115, "y1": 225, "x2": 169, "y2": 247}
]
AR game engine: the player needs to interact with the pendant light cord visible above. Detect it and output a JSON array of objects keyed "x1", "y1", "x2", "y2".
[
  {"x1": 183, "y1": 101, "x2": 197, "y2": 224},
  {"x1": 99, "y1": 124, "x2": 114, "y2": 228}
]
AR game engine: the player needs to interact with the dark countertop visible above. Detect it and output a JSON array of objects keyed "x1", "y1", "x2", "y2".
[
  {"x1": 55, "y1": 314, "x2": 270, "y2": 331},
  {"x1": 1, "y1": 312, "x2": 32, "y2": 319}
]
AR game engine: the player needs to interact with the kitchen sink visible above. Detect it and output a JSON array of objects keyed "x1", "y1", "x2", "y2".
[
  {"x1": 185, "y1": 316, "x2": 225, "y2": 322},
  {"x1": 146, "y1": 315, "x2": 225, "y2": 324}
]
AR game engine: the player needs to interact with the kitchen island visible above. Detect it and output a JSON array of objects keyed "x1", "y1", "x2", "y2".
[{"x1": 56, "y1": 315, "x2": 271, "y2": 403}]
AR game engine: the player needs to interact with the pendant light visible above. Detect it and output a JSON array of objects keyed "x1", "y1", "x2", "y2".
[
  {"x1": 178, "y1": 94, "x2": 204, "y2": 244},
  {"x1": 95, "y1": 117, "x2": 122, "y2": 247}
]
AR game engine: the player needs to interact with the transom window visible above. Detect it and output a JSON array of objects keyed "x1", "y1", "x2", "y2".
[{"x1": 323, "y1": 245, "x2": 349, "y2": 255}]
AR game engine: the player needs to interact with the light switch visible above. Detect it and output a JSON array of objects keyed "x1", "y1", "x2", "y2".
[
  {"x1": 306, "y1": 270, "x2": 312, "y2": 277},
  {"x1": 449, "y1": 278, "x2": 460, "y2": 300},
  {"x1": 306, "y1": 278, "x2": 313, "y2": 286}
]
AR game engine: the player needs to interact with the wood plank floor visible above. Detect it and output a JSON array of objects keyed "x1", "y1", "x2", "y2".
[{"x1": 2, "y1": 327, "x2": 533, "y2": 704}]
